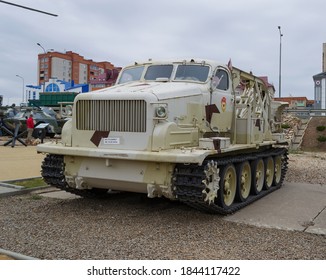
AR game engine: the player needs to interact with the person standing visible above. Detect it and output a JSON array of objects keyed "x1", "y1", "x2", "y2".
[{"x1": 26, "y1": 114, "x2": 34, "y2": 145}]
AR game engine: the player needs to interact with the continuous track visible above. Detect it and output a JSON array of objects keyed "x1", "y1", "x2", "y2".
[
  {"x1": 173, "y1": 148, "x2": 288, "y2": 214},
  {"x1": 41, "y1": 148, "x2": 288, "y2": 214}
]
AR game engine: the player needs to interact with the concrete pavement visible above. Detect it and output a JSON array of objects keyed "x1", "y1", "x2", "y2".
[
  {"x1": 0, "y1": 180, "x2": 48, "y2": 197},
  {"x1": 224, "y1": 182, "x2": 326, "y2": 235},
  {"x1": 0, "y1": 182, "x2": 24, "y2": 197}
]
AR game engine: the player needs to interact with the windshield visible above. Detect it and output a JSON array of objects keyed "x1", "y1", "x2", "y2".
[
  {"x1": 175, "y1": 65, "x2": 210, "y2": 82},
  {"x1": 144, "y1": 65, "x2": 173, "y2": 80},
  {"x1": 118, "y1": 66, "x2": 144, "y2": 84},
  {"x1": 118, "y1": 63, "x2": 210, "y2": 84}
]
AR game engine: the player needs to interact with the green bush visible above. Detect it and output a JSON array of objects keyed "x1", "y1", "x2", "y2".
[
  {"x1": 281, "y1": 123, "x2": 291, "y2": 129},
  {"x1": 316, "y1": 126, "x2": 326, "y2": 132},
  {"x1": 317, "y1": 136, "x2": 326, "y2": 142}
]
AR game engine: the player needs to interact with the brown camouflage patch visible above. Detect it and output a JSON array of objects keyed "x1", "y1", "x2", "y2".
[
  {"x1": 205, "y1": 104, "x2": 220, "y2": 123},
  {"x1": 91, "y1": 131, "x2": 110, "y2": 147}
]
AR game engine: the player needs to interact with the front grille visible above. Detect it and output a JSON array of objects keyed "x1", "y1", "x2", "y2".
[{"x1": 76, "y1": 100, "x2": 147, "y2": 132}]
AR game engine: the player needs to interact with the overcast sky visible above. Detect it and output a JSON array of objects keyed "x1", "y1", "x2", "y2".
[{"x1": 0, "y1": 0, "x2": 325, "y2": 105}]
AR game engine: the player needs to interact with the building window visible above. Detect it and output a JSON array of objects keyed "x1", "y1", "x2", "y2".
[
  {"x1": 45, "y1": 83, "x2": 60, "y2": 92},
  {"x1": 316, "y1": 87, "x2": 321, "y2": 102}
]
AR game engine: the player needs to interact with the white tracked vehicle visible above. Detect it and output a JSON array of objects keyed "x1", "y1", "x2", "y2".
[{"x1": 37, "y1": 59, "x2": 288, "y2": 214}]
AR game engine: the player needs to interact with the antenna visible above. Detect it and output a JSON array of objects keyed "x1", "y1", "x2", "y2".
[{"x1": 0, "y1": 1, "x2": 58, "y2": 17}]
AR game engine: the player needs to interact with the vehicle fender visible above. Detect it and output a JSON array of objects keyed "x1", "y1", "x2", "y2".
[{"x1": 61, "y1": 119, "x2": 72, "y2": 146}]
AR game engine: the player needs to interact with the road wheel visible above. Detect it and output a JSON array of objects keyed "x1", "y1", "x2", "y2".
[
  {"x1": 236, "y1": 161, "x2": 252, "y2": 202},
  {"x1": 251, "y1": 158, "x2": 264, "y2": 195},
  {"x1": 273, "y1": 155, "x2": 282, "y2": 187},
  {"x1": 218, "y1": 164, "x2": 237, "y2": 208},
  {"x1": 264, "y1": 156, "x2": 274, "y2": 190}
]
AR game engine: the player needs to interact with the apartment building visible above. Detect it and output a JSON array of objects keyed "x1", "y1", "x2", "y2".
[{"x1": 37, "y1": 51, "x2": 116, "y2": 88}]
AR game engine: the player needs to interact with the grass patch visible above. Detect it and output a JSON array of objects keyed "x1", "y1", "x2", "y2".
[
  {"x1": 10, "y1": 177, "x2": 46, "y2": 188},
  {"x1": 29, "y1": 194, "x2": 42, "y2": 200},
  {"x1": 289, "y1": 149, "x2": 304, "y2": 154}
]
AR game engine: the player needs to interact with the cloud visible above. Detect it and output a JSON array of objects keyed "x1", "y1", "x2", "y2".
[{"x1": 1, "y1": 0, "x2": 326, "y2": 104}]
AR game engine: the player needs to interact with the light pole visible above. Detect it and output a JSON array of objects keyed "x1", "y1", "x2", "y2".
[
  {"x1": 16, "y1": 74, "x2": 24, "y2": 103},
  {"x1": 37, "y1": 42, "x2": 46, "y2": 92},
  {"x1": 278, "y1": 26, "x2": 283, "y2": 98}
]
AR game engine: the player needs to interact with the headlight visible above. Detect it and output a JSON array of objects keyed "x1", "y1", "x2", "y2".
[{"x1": 155, "y1": 106, "x2": 167, "y2": 118}]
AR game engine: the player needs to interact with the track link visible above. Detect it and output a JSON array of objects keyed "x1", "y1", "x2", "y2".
[{"x1": 173, "y1": 148, "x2": 288, "y2": 214}]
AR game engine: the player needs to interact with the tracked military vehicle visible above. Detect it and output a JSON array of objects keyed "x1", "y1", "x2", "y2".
[{"x1": 37, "y1": 59, "x2": 288, "y2": 214}]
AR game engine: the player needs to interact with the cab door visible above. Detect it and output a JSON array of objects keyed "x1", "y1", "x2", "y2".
[{"x1": 207, "y1": 67, "x2": 233, "y2": 133}]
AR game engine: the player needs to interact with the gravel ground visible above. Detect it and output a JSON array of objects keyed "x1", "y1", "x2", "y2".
[
  {"x1": 0, "y1": 152, "x2": 325, "y2": 260},
  {"x1": 286, "y1": 152, "x2": 326, "y2": 185}
]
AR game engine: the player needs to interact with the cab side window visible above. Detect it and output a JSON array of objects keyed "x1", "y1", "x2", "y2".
[{"x1": 213, "y1": 69, "x2": 229, "y2": 91}]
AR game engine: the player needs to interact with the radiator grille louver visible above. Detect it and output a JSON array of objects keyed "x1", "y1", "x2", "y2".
[{"x1": 76, "y1": 100, "x2": 147, "y2": 132}]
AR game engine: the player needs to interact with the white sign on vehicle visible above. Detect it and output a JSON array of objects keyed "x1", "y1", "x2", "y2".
[
  {"x1": 35, "y1": 123, "x2": 49, "y2": 129},
  {"x1": 103, "y1": 137, "x2": 120, "y2": 145}
]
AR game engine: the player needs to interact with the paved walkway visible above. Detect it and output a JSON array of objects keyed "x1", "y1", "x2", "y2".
[
  {"x1": 224, "y1": 182, "x2": 326, "y2": 235},
  {"x1": 0, "y1": 145, "x2": 45, "y2": 181}
]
